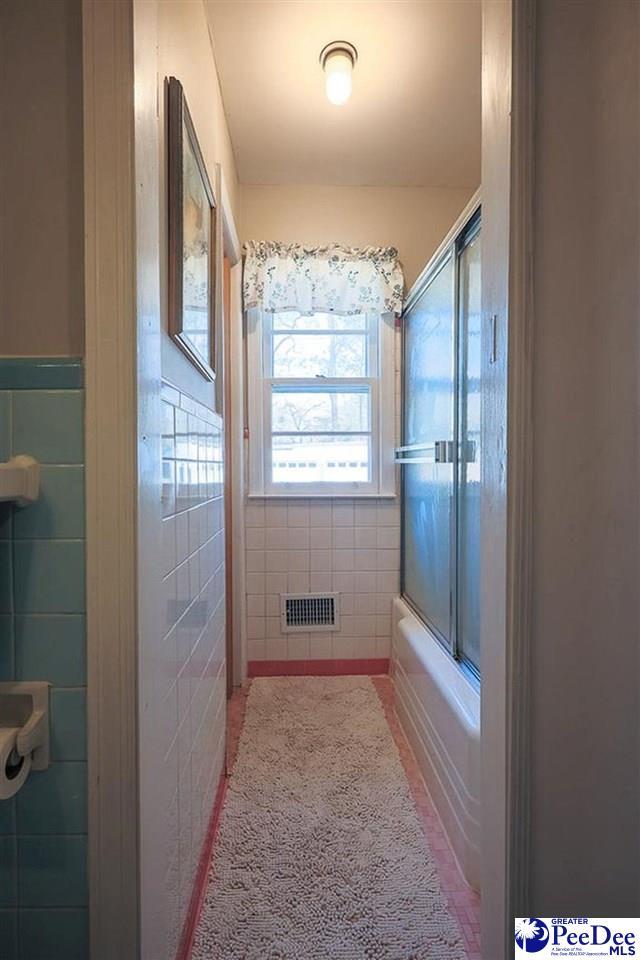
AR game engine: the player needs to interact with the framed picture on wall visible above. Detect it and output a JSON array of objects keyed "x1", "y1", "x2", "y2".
[{"x1": 167, "y1": 75, "x2": 217, "y2": 380}]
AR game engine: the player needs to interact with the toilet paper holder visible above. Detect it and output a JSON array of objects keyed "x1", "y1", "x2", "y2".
[
  {"x1": 0, "y1": 456, "x2": 40, "y2": 506},
  {"x1": 0, "y1": 682, "x2": 50, "y2": 771}
]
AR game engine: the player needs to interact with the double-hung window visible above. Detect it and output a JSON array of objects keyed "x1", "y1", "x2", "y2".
[{"x1": 247, "y1": 309, "x2": 395, "y2": 496}]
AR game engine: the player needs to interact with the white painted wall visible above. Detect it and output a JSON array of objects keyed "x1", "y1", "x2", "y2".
[
  {"x1": 157, "y1": 0, "x2": 240, "y2": 409},
  {"x1": 0, "y1": 0, "x2": 84, "y2": 356},
  {"x1": 528, "y1": 0, "x2": 640, "y2": 911},
  {"x1": 133, "y1": 1, "x2": 240, "y2": 956},
  {"x1": 241, "y1": 184, "x2": 476, "y2": 289}
]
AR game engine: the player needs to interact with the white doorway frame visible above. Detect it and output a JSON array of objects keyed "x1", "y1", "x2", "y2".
[
  {"x1": 83, "y1": 2, "x2": 139, "y2": 957},
  {"x1": 83, "y1": 1, "x2": 244, "y2": 957},
  {"x1": 220, "y1": 179, "x2": 247, "y2": 689},
  {"x1": 480, "y1": 0, "x2": 535, "y2": 957},
  {"x1": 82, "y1": 0, "x2": 535, "y2": 956}
]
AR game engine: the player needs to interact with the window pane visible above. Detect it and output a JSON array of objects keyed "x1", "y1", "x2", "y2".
[
  {"x1": 272, "y1": 435, "x2": 371, "y2": 484},
  {"x1": 272, "y1": 311, "x2": 367, "y2": 331},
  {"x1": 272, "y1": 385, "x2": 370, "y2": 433},
  {"x1": 272, "y1": 333, "x2": 368, "y2": 378}
]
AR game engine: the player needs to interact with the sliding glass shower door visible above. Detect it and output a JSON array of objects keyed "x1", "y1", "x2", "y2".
[
  {"x1": 399, "y1": 252, "x2": 455, "y2": 651},
  {"x1": 399, "y1": 207, "x2": 481, "y2": 676}
]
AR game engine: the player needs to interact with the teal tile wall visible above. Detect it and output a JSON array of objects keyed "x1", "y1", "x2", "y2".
[
  {"x1": 0, "y1": 361, "x2": 87, "y2": 960},
  {"x1": 17, "y1": 909, "x2": 88, "y2": 960},
  {"x1": 12, "y1": 392, "x2": 83, "y2": 465}
]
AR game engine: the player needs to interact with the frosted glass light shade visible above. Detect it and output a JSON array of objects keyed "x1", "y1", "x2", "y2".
[{"x1": 324, "y1": 49, "x2": 353, "y2": 105}]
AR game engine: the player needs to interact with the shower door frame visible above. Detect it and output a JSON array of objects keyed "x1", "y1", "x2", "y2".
[{"x1": 399, "y1": 196, "x2": 482, "y2": 679}]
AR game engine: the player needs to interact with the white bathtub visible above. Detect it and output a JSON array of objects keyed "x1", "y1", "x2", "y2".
[{"x1": 392, "y1": 597, "x2": 481, "y2": 890}]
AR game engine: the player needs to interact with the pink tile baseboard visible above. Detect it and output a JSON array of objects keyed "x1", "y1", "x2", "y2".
[
  {"x1": 176, "y1": 771, "x2": 228, "y2": 960},
  {"x1": 247, "y1": 658, "x2": 390, "y2": 677}
]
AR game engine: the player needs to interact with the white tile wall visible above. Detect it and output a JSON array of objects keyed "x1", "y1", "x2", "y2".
[
  {"x1": 160, "y1": 383, "x2": 226, "y2": 956},
  {"x1": 243, "y1": 325, "x2": 403, "y2": 664}
]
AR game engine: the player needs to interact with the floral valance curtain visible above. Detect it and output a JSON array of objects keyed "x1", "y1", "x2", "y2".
[{"x1": 243, "y1": 241, "x2": 405, "y2": 316}]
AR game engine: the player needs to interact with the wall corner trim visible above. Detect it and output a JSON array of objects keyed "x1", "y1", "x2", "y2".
[
  {"x1": 480, "y1": 0, "x2": 536, "y2": 954},
  {"x1": 505, "y1": 0, "x2": 536, "y2": 924},
  {"x1": 83, "y1": 1, "x2": 139, "y2": 957}
]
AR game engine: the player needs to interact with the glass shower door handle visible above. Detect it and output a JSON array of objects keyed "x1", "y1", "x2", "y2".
[
  {"x1": 394, "y1": 443, "x2": 436, "y2": 464},
  {"x1": 394, "y1": 443, "x2": 453, "y2": 465},
  {"x1": 435, "y1": 440, "x2": 455, "y2": 463}
]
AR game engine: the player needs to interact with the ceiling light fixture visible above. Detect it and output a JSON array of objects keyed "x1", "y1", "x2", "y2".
[{"x1": 320, "y1": 41, "x2": 358, "y2": 106}]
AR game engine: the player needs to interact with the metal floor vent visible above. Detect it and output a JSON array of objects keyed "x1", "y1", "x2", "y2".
[{"x1": 281, "y1": 593, "x2": 340, "y2": 633}]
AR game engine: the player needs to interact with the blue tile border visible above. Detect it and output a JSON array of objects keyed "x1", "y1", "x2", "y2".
[{"x1": 0, "y1": 359, "x2": 83, "y2": 391}]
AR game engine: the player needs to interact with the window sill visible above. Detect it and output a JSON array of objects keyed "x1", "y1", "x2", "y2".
[{"x1": 246, "y1": 491, "x2": 398, "y2": 500}]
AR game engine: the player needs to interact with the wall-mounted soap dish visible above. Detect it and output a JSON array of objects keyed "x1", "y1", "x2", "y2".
[{"x1": 0, "y1": 455, "x2": 40, "y2": 506}]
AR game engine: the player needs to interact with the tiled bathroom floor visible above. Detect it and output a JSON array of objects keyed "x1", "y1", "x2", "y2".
[{"x1": 224, "y1": 674, "x2": 481, "y2": 960}]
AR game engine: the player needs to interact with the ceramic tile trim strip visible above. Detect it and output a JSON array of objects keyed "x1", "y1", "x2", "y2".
[
  {"x1": 0, "y1": 359, "x2": 83, "y2": 391},
  {"x1": 161, "y1": 378, "x2": 222, "y2": 428}
]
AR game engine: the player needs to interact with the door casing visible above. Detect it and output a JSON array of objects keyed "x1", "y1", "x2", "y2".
[
  {"x1": 82, "y1": 1, "x2": 534, "y2": 956},
  {"x1": 480, "y1": 0, "x2": 535, "y2": 955}
]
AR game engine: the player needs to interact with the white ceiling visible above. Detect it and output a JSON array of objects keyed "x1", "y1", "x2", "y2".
[{"x1": 205, "y1": 0, "x2": 481, "y2": 188}]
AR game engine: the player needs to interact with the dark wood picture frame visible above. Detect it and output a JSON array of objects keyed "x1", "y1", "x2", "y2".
[{"x1": 167, "y1": 76, "x2": 217, "y2": 381}]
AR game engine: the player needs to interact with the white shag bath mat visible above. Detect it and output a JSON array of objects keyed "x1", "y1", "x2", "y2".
[{"x1": 193, "y1": 676, "x2": 465, "y2": 960}]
